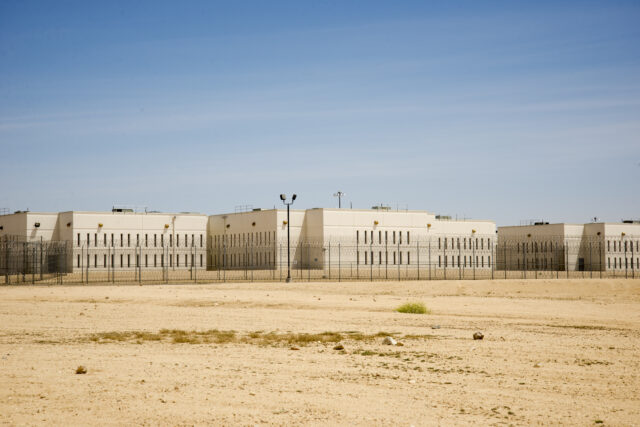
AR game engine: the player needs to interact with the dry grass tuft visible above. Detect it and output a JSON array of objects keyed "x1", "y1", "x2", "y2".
[
  {"x1": 84, "y1": 329, "x2": 435, "y2": 346},
  {"x1": 396, "y1": 302, "x2": 430, "y2": 314}
]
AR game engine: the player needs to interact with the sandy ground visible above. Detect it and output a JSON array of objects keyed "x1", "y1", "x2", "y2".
[{"x1": 1, "y1": 279, "x2": 639, "y2": 426}]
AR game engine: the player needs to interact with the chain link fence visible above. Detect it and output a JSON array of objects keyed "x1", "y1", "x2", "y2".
[{"x1": 1, "y1": 235, "x2": 638, "y2": 285}]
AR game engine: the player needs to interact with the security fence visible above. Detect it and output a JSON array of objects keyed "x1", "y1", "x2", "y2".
[{"x1": 1, "y1": 235, "x2": 638, "y2": 285}]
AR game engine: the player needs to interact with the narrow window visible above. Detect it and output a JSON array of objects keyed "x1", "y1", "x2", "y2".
[
  {"x1": 87, "y1": 233, "x2": 90, "y2": 245},
  {"x1": 393, "y1": 231, "x2": 396, "y2": 244},
  {"x1": 94, "y1": 233, "x2": 97, "y2": 247},
  {"x1": 200, "y1": 254, "x2": 203, "y2": 267},
  {"x1": 77, "y1": 254, "x2": 80, "y2": 267},
  {"x1": 379, "y1": 231, "x2": 382, "y2": 244},
  {"x1": 120, "y1": 254, "x2": 123, "y2": 267},
  {"x1": 77, "y1": 233, "x2": 81, "y2": 246},
  {"x1": 393, "y1": 252, "x2": 397, "y2": 264},
  {"x1": 127, "y1": 234, "x2": 130, "y2": 247},
  {"x1": 399, "y1": 231, "x2": 402, "y2": 245},
  {"x1": 127, "y1": 254, "x2": 131, "y2": 268},
  {"x1": 154, "y1": 254, "x2": 157, "y2": 267},
  {"x1": 438, "y1": 255, "x2": 441, "y2": 267},
  {"x1": 407, "y1": 232, "x2": 410, "y2": 245},
  {"x1": 170, "y1": 235, "x2": 173, "y2": 247},
  {"x1": 370, "y1": 230, "x2": 373, "y2": 243},
  {"x1": 200, "y1": 234, "x2": 203, "y2": 247},
  {"x1": 364, "y1": 231, "x2": 367, "y2": 244},
  {"x1": 357, "y1": 252, "x2": 360, "y2": 265},
  {"x1": 176, "y1": 234, "x2": 180, "y2": 247},
  {"x1": 385, "y1": 231, "x2": 388, "y2": 243},
  {"x1": 379, "y1": 251, "x2": 382, "y2": 264},
  {"x1": 356, "y1": 231, "x2": 359, "y2": 243},
  {"x1": 145, "y1": 254, "x2": 148, "y2": 267},
  {"x1": 407, "y1": 252, "x2": 410, "y2": 265},
  {"x1": 120, "y1": 233, "x2": 123, "y2": 247},
  {"x1": 104, "y1": 234, "x2": 107, "y2": 247},
  {"x1": 103, "y1": 254, "x2": 106, "y2": 267},
  {"x1": 111, "y1": 233, "x2": 114, "y2": 246},
  {"x1": 365, "y1": 252, "x2": 368, "y2": 265},
  {"x1": 161, "y1": 234, "x2": 164, "y2": 246},
  {"x1": 438, "y1": 238, "x2": 441, "y2": 249}
]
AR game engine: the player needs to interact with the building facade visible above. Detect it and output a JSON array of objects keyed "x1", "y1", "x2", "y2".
[
  {"x1": 497, "y1": 222, "x2": 640, "y2": 272},
  {"x1": 0, "y1": 210, "x2": 208, "y2": 273},
  {"x1": 208, "y1": 207, "x2": 496, "y2": 272}
]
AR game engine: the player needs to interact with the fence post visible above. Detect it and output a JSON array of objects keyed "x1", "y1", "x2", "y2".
[
  {"x1": 328, "y1": 241, "x2": 331, "y2": 280},
  {"x1": 566, "y1": 243, "x2": 569, "y2": 279},
  {"x1": 356, "y1": 241, "x2": 359, "y2": 280},
  {"x1": 338, "y1": 243, "x2": 341, "y2": 282},
  {"x1": 428, "y1": 238, "x2": 431, "y2": 280},
  {"x1": 472, "y1": 238, "x2": 476, "y2": 280},
  {"x1": 397, "y1": 241, "x2": 401, "y2": 281},
  {"x1": 370, "y1": 242, "x2": 373, "y2": 281},
  {"x1": 491, "y1": 239, "x2": 494, "y2": 280},
  {"x1": 458, "y1": 239, "x2": 462, "y2": 280},
  {"x1": 417, "y1": 242, "x2": 420, "y2": 281},
  {"x1": 504, "y1": 242, "x2": 507, "y2": 279},
  {"x1": 386, "y1": 239, "x2": 389, "y2": 279},
  {"x1": 40, "y1": 237, "x2": 43, "y2": 281},
  {"x1": 443, "y1": 239, "x2": 446, "y2": 280}
]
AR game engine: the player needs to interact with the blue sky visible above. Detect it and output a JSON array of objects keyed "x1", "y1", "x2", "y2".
[{"x1": 1, "y1": 0, "x2": 639, "y2": 225}]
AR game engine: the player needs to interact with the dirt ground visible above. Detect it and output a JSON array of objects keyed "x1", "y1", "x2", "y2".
[{"x1": 1, "y1": 279, "x2": 639, "y2": 426}]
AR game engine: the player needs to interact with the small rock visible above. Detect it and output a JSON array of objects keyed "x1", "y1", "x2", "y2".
[
  {"x1": 290, "y1": 347, "x2": 300, "y2": 351},
  {"x1": 431, "y1": 325, "x2": 441, "y2": 329},
  {"x1": 333, "y1": 344, "x2": 344, "y2": 350},
  {"x1": 382, "y1": 336, "x2": 397, "y2": 346},
  {"x1": 75, "y1": 365, "x2": 87, "y2": 374},
  {"x1": 396, "y1": 342, "x2": 404, "y2": 347},
  {"x1": 473, "y1": 332, "x2": 484, "y2": 340}
]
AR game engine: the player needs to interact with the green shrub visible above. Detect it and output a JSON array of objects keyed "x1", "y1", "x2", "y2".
[{"x1": 396, "y1": 302, "x2": 430, "y2": 314}]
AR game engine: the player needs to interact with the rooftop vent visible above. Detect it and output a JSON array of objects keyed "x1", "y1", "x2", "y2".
[
  {"x1": 622, "y1": 220, "x2": 640, "y2": 224},
  {"x1": 371, "y1": 205, "x2": 391, "y2": 211},
  {"x1": 112, "y1": 208, "x2": 134, "y2": 213},
  {"x1": 534, "y1": 222, "x2": 550, "y2": 225}
]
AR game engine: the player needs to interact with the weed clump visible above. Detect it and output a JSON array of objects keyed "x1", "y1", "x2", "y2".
[{"x1": 396, "y1": 302, "x2": 430, "y2": 314}]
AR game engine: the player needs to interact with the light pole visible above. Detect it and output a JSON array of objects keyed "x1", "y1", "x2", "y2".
[
  {"x1": 333, "y1": 191, "x2": 345, "y2": 208},
  {"x1": 280, "y1": 194, "x2": 297, "y2": 282}
]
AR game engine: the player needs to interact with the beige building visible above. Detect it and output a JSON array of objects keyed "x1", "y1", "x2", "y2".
[
  {"x1": 497, "y1": 221, "x2": 640, "y2": 272},
  {"x1": 0, "y1": 209, "x2": 208, "y2": 273},
  {"x1": 208, "y1": 207, "x2": 496, "y2": 273}
]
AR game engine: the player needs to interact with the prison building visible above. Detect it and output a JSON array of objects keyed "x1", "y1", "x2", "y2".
[
  {"x1": 497, "y1": 221, "x2": 640, "y2": 272},
  {"x1": 0, "y1": 209, "x2": 208, "y2": 273},
  {"x1": 207, "y1": 207, "x2": 496, "y2": 271}
]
